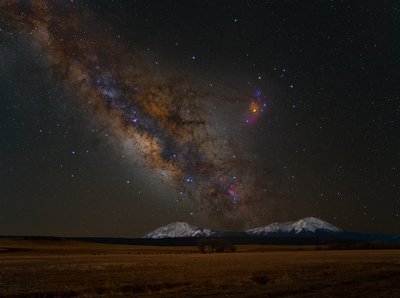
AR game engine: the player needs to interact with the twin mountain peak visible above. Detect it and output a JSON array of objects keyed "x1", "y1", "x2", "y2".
[{"x1": 143, "y1": 217, "x2": 342, "y2": 239}]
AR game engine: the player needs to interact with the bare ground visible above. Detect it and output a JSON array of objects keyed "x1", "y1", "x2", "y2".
[{"x1": 0, "y1": 240, "x2": 400, "y2": 297}]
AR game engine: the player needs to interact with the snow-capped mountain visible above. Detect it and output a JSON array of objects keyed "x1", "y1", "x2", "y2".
[
  {"x1": 246, "y1": 217, "x2": 342, "y2": 236},
  {"x1": 290, "y1": 217, "x2": 341, "y2": 233},
  {"x1": 247, "y1": 221, "x2": 295, "y2": 234},
  {"x1": 143, "y1": 218, "x2": 342, "y2": 239},
  {"x1": 143, "y1": 222, "x2": 219, "y2": 239}
]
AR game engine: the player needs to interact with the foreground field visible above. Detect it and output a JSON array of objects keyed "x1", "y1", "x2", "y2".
[{"x1": 0, "y1": 240, "x2": 400, "y2": 297}]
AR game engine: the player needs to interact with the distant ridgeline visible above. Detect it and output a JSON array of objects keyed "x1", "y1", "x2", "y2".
[{"x1": 2, "y1": 217, "x2": 399, "y2": 245}]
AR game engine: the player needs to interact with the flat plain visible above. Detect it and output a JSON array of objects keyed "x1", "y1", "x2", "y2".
[{"x1": 0, "y1": 239, "x2": 400, "y2": 297}]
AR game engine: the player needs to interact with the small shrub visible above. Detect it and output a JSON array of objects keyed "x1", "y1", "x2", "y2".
[
  {"x1": 196, "y1": 238, "x2": 236, "y2": 253},
  {"x1": 251, "y1": 272, "x2": 270, "y2": 285}
]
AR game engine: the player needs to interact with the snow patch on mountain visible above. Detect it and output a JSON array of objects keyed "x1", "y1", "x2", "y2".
[
  {"x1": 291, "y1": 217, "x2": 341, "y2": 233},
  {"x1": 246, "y1": 217, "x2": 342, "y2": 236},
  {"x1": 143, "y1": 222, "x2": 218, "y2": 239},
  {"x1": 246, "y1": 221, "x2": 295, "y2": 235}
]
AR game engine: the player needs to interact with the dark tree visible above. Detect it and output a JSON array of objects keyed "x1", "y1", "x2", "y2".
[{"x1": 196, "y1": 238, "x2": 236, "y2": 253}]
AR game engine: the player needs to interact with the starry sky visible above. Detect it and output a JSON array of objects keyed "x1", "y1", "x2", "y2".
[{"x1": 0, "y1": 0, "x2": 399, "y2": 237}]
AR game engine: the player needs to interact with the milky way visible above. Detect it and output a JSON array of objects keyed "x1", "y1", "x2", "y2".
[{"x1": 1, "y1": 0, "x2": 278, "y2": 227}]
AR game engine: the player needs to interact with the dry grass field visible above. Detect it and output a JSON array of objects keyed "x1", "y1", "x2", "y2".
[{"x1": 0, "y1": 239, "x2": 400, "y2": 297}]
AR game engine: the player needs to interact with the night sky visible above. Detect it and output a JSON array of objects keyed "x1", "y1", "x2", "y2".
[{"x1": 0, "y1": 0, "x2": 399, "y2": 237}]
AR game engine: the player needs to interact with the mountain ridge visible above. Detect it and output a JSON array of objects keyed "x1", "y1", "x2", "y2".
[
  {"x1": 246, "y1": 217, "x2": 342, "y2": 236},
  {"x1": 143, "y1": 217, "x2": 341, "y2": 239},
  {"x1": 143, "y1": 222, "x2": 220, "y2": 239}
]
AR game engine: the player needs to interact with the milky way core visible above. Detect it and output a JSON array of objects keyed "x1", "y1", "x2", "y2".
[{"x1": 1, "y1": 0, "x2": 280, "y2": 228}]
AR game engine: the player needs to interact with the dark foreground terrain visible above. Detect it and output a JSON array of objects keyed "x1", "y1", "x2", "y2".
[{"x1": 0, "y1": 239, "x2": 400, "y2": 297}]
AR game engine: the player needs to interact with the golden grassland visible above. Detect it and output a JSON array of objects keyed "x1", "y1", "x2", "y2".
[{"x1": 0, "y1": 239, "x2": 400, "y2": 297}]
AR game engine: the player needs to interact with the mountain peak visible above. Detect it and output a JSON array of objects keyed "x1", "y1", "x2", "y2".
[
  {"x1": 246, "y1": 217, "x2": 342, "y2": 236},
  {"x1": 143, "y1": 222, "x2": 218, "y2": 239},
  {"x1": 291, "y1": 217, "x2": 342, "y2": 233},
  {"x1": 143, "y1": 217, "x2": 342, "y2": 239}
]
